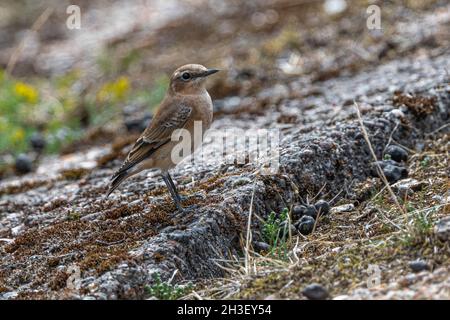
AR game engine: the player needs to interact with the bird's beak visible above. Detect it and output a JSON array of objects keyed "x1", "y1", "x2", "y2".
[{"x1": 202, "y1": 69, "x2": 220, "y2": 77}]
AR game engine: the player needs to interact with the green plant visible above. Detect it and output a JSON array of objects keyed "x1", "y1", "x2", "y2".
[
  {"x1": 420, "y1": 156, "x2": 431, "y2": 168},
  {"x1": 262, "y1": 208, "x2": 290, "y2": 259},
  {"x1": 145, "y1": 273, "x2": 193, "y2": 300},
  {"x1": 400, "y1": 207, "x2": 436, "y2": 247}
]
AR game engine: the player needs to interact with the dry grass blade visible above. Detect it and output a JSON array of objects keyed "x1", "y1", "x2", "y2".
[
  {"x1": 353, "y1": 102, "x2": 406, "y2": 217},
  {"x1": 244, "y1": 178, "x2": 258, "y2": 276}
]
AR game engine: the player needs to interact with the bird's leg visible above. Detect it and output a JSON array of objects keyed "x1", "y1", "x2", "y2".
[
  {"x1": 166, "y1": 172, "x2": 182, "y2": 202},
  {"x1": 162, "y1": 172, "x2": 183, "y2": 211}
]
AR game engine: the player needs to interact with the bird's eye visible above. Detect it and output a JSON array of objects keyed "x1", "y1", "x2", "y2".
[{"x1": 181, "y1": 72, "x2": 191, "y2": 81}]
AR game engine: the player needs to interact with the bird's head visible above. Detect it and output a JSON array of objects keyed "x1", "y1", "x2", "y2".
[{"x1": 169, "y1": 64, "x2": 219, "y2": 95}]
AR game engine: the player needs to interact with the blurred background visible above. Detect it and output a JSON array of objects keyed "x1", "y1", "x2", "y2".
[{"x1": 0, "y1": 0, "x2": 447, "y2": 178}]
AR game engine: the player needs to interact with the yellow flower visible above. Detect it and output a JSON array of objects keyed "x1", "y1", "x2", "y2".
[
  {"x1": 114, "y1": 76, "x2": 130, "y2": 100},
  {"x1": 14, "y1": 81, "x2": 39, "y2": 104},
  {"x1": 11, "y1": 127, "x2": 25, "y2": 144},
  {"x1": 97, "y1": 76, "x2": 130, "y2": 102}
]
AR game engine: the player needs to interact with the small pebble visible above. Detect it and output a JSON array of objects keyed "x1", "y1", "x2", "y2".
[
  {"x1": 301, "y1": 283, "x2": 329, "y2": 300},
  {"x1": 124, "y1": 118, "x2": 145, "y2": 132},
  {"x1": 330, "y1": 203, "x2": 355, "y2": 214},
  {"x1": 295, "y1": 216, "x2": 315, "y2": 235},
  {"x1": 372, "y1": 160, "x2": 408, "y2": 183},
  {"x1": 435, "y1": 216, "x2": 450, "y2": 242},
  {"x1": 30, "y1": 132, "x2": 46, "y2": 152},
  {"x1": 314, "y1": 200, "x2": 330, "y2": 216},
  {"x1": 124, "y1": 113, "x2": 152, "y2": 133},
  {"x1": 303, "y1": 205, "x2": 317, "y2": 218},
  {"x1": 292, "y1": 204, "x2": 316, "y2": 220},
  {"x1": 392, "y1": 178, "x2": 426, "y2": 198},
  {"x1": 1, "y1": 291, "x2": 18, "y2": 299},
  {"x1": 15, "y1": 154, "x2": 33, "y2": 174},
  {"x1": 384, "y1": 145, "x2": 408, "y2": 163},
  {"x1": 383, "y1": 164, "x2": 408, "y2": 183},
  {"x1": 254, "y1": 241, "x2": 271, "y2": 252},
  {"x1": 409, "y1": 260, "x2": 430, "y2": 273},
  {"x1": 292, "y1": 205, "x2": 306, "y2": 220}
]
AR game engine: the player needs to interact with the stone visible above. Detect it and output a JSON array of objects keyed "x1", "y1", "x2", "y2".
[
  {"x1": 392, "y1": 179, "x2": 426, "y2": 198},
  {"x1": 30, "y1": 132, "x2": 46, "y2": 152},
  {"x1": 124, "y1": 112, "x2": 152, "y2": 133},
  {"x1": 301, "y1": 283, "x2": 329, "y2": 300},
  {"x1": 383, "y1": 164, "x2": 408, "y2": 183},
  {"x1": 435, "y1": 216, "x2": 450, "y2": 242},
  {"x1": 330, "y1": 203, "x2": 355, "y2": 214},
  {"x1": 254, "y1": 241, "x2": 271, "y2": 252},
  {"x1": 384, "y1": 145, "x2": 408, "y2": 162},
  {"x1": 15, "y1": 154, "x2": 33, "y2": 174},
  {"x1": 303, "y1": 205, "x2": 318, "y2": 218},
  {"x1": 409, "y1": 260, "x2": 430, "y2": 273},
  {"x1": 292, "y1": 204, "x2": 317, "y2": 220},
  {"x1": 292, "y1": 205, "x2": 306, "y2": 220},
  {"x1": 295, "y1": 216, "x2": 315, "y2": 235},
  {"x1": 314, "y1": 200, "x2": 330, "y2": 216},
  {"x1": 371, "y1": 160, "x2": 408, "y2": 183},
  {"x1": 1, "y1": 291, "x2": 18, "y2": 299}
]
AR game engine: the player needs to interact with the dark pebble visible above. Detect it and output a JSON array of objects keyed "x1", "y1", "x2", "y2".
[
  {"x1": 295, "y1": 216, "x2": 315, "y2": 235},
  {"x1": 383, "y1": 164, "x2": 408, "y2": 183},
  {"x1": 292, "y1": 205, "x2": 306, "y2": 220},
  {"x1": 15, "y1": 154, "x2": 33, "y2": 174},
  {"x1": 314, "y1": 200, "x2": 330, "y2": 216},
  {"x1": 254, "y1": 241, "x2": 271, "y2": 252},
  {"x1": 124, "y1": 112, "x2": 152, "y2": 133},
  {"x1": 303, "y1": 205, "x2": 317, "y2": 218},
  {"x1": 301, "y1": 283, "x2": 329, "y2": 300},
  {"x1": 292, "y1": 204, "x2": 317, "y2": 220},
  {"x1": 385, "y1": 145, "x2": 408, "y2": 162},
  {"x1": 371, "y1": 160, "x2": 408, "y2": 183},
  {"x1": 409, "y1": 260, "x2": 429, "y2": 273},
  {"x1": 29, "y1": 132, "x2": 46, "y2": 152}
]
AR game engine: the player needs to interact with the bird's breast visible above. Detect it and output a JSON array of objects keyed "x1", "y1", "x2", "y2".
[{"x1": 191, "y1": 91, "x2": 213, "y2": 131}]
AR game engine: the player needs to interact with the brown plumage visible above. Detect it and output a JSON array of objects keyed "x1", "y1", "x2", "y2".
[{"x1": 107, "y1": 64, "x2": 219, "y2": 210}]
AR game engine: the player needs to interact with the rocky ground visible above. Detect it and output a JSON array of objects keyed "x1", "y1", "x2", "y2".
[{"x1": 0, "y1": 0, "x2": 449, "y2": 299}]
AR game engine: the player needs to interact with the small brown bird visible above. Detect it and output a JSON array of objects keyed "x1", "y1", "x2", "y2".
[{"x1": 107, "y1": 64, "x2": 219, "y2": 210}]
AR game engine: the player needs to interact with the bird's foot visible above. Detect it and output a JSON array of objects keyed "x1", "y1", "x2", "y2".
[{"x1": 169, "y1": 192, "x2": 205, "y2": 218}]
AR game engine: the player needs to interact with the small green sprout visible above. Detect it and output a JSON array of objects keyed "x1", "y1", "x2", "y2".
[{"x1": 145, "y1": 273, "x2": 193, "y2": 300}]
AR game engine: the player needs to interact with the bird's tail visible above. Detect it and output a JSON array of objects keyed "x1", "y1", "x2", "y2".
[{"x1": 105, "y1": 171, "x2": 129, "y2": 198}]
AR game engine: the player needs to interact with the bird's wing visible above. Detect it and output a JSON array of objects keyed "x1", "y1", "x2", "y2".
[{"x1": 111, "y1": 104, "x2": 192, "y2": 179}]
